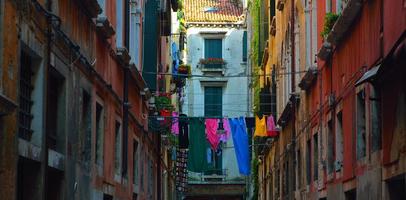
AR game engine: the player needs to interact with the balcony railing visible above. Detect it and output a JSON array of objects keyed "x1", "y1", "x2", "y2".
[{"x1": 200, "y1": 63, "x2": 226, "y2": 69}]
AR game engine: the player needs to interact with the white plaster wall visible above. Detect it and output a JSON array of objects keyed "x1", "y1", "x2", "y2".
[{"x1": 183, "y1": 26, "x2": 249, "y2": 180}]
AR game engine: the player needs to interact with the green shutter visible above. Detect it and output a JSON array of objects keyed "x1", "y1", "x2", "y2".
[
  {"x1": 142, "y1": 0, "x2": 158, "y2": 91},
  {"x1": 204, "y1": 39, "x2": 222, "y2": 58},
  {"x1": 204, "y1": 87, "x2": 222, "y2": 117},
  {"x1": 243, "y1": 31, "x2": 247, "y2": 62}
]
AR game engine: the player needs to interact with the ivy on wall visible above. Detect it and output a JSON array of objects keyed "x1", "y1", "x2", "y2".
[{"x1": 249, "y1": 0, "x2": 261, "y2": 115}]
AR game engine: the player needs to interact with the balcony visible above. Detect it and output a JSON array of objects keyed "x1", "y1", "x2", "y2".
[
  {"x1": 270, "y1": 16, "x2": 276, "y2": 36},
  {"x1": 95, "y1": 16, "x2": 115, "y2": 39},
  {"x1": 81, "y1": 0, "x2": 102, "y2": 18},
  {"x1": 327, "y1": 0, "x2": 363, "y2": 45},
  {"x1": 318, "y1": 0, "x2": 363, "y2": 60},
  {"x1": 116, "y1": 47, "x2": 131, "y2": 65},
  {"x1": 277, "y1": 0, "x2": 285, "y2": 11},
  {"x1": 199, "y1": 58, "x2": 227, "y2": 73},
  {"x1": 299, "y1": 67, "x2": 318, "y2": 91}
]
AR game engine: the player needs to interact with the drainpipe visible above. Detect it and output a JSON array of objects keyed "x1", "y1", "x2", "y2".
[
  {"x1": 123, "y1": 0, "x2": 130, "y2": 178},
  {"x1": 42, "y1": 0, "x2": 53, "y2": 199},
  {"x1": 290, "y1": 0, "x2": 296, "y2": 198}
]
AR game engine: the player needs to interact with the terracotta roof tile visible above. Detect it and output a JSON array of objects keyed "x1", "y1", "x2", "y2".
[{"x1": 184, "y1": 0, "x2": 243, "y2": 23}]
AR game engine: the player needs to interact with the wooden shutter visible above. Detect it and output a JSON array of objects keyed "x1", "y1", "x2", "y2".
[{"x1": 204, "y1": 87, "x2": 222, "y2": 117}]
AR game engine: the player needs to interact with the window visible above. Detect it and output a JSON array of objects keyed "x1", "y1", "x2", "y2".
[
  {"x1": 370, "y1": 86, "x2": 381, "y2": 152},
  {"x1": 133, "y1": 139, "x2": 139, "y2": 185},
  {"x1": 103, "y1": 194, "x2": 113, "y2": 200},
  {"x1": 115, "y1": 120, "x2": 122, "y2": 176},
  {"x1": 18, "y1": 51, "x2": 34, "y2": 140},
  {"x1": 97, "y1": 0, "x2": 106, "y2": 16},
  {"x1": 326, "y1": 0, "x2": 332, "y2": 13},
  {"x1": 46, "y1": 68, "x2": 65, "y2": 153},
  {"x1": 116, "y1": 0, "x2": 124, "y2": 47},
  {"x1": 284, "y1": 161, "x2": 289, "y2": 196},
  {"x1": 204, "y1": 87, "x2": 222, "y2": 117},
  {"x1": 313, "y1": 133, "x2": 318, "y2": 180},
  {"x1": 335, "y1": 111, "x2": 343, "y2": 171},
  {"x1": 356, "y1": 90, "x2": 366, "y2": 159},
  {"x1": 147, "y1": 158, "x2": 153, "y2": 196},
  {"x1": 95, "y1": 102, "x2": 104, "y2": 166},
  {"x1": 297, "y1": 149, "x2": 301, "y2": 188},
  {"x1": 204, "y1": 39, "x2": 223, "y2": 68},
  {"x1": 337, "y1": 0, "x2": 348, "y2": 14},
  {"x1": 242, "y1": 31, "x2": 247, "y2": 62},
  {"x1": 327, "y1": 120, "x2": 334, "y2": 174},
  {"x1": 306, "y1": 139, "x2": 311, "y2": 184},
  {"x1": 130, "y1": 0, "x2": 141, "y2": 68},
  {"x1": 81, "y1": 91, "x2": 92, "y2": 169},
  {"x1": 206, "y1": 148, "x2": 223, "y2": 175},
  {"x1": 140, "y1": 150, "x2": 144, "y2": 189}
]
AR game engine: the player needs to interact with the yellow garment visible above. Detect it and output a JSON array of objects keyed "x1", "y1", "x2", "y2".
[{"x1": 254, "y1": 116, "x2": 267, "y2": 137}]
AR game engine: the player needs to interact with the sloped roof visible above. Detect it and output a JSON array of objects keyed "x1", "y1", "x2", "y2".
[{"x1": 184, "y1": 0, "x2": 244, "y2": 23}]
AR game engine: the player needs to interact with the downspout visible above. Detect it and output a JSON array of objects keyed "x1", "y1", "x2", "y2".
[
  {"x1": 43, "y1": 0, "x2": 53, "y2": 199},
  {"x1": 290, "y1": 0, "x2": 296, "y2": 198},
  {"x1": 123, "y1": 0, "x2": 130, "y2": 177}
]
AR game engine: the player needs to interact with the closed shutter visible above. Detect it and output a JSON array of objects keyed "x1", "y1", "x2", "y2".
[
  {"x1": 204, "y1": 87, "x2": 222, "y2": 117},
  {"x1": 243, "y1": 31, "x2": 247, "y2": 62},
  {"x1": 204, "y1": 39, "x2": 222, "y2": 59}
]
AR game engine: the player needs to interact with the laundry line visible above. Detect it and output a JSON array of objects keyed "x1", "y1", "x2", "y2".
[{"x1": 144, "y1": 70, "x2": 310, "y2": 78}]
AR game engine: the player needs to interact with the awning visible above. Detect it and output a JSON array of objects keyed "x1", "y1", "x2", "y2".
[{"x1": 355, "y1": 64, "x2": 381, "y2": 86}]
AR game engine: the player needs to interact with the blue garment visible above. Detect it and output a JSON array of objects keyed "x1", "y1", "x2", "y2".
[
  {"x1": 171, "y1": 42, "x2": 179, "y2": 74},
  {"x1": 229, "y1": 117, "x2": 250, "y2": 175},
  {"x1": 207, "y1": 147, "x2": 212, "y2": 164}
]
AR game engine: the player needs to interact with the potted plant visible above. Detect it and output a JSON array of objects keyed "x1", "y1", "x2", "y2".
[
  {"x1": 199, "y1": 58, "x2": 227, "y2": 65},
  {"x1": 178, "y1": 64, "x2": 191, "y2": 75},
  {"x1": 321, "y1": 12, "x2": 340, "y2": 39}
]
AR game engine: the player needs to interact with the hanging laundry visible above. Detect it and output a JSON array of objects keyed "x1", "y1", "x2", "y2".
[
  {"x1": 267, "y1": 115, "x2": 278, "y2": 137},
  {"x1": 229, "y1": 117, "x2": 250, "y2": 175},
  {"x1": 254, "y1": 115, "x2": 268, "y2": 137},
  {"x1": 178, "y1": 114, "x2": 189, "y2": 149},
  {"x1": 205, "y1": 118, "x2": 221, "y2": 150},
  {"x1": 171, "y1": 112, "x2": 179, "y2": 135},
  {"x1": 220, "y1": 118, "x2": 231, "y2": 142},
  {"x1": 171, "y1": 42, "x2": 179, "y2": 75},
  {"x1": 245, "y1": 117, "x2": 255, "y2": 129},
  {"x1": 207, "y1": 148, "x2": 212, "y2": 164},
  {"x1": 187, "y1": 118, "x2": 210, "y2": 172},
  {"x1": 160, "y1": 109, "x2": 171, "y2": 126}
]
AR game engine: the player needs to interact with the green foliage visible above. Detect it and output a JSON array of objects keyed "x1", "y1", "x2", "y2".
[
  {"x1": 249, "y1": 0, "x2": 262, "y2": 115},
  {"x1": 321, "y1": 12, "x2": 340, "y2": 38},
  {"x1": 177, "y1": 0, "x2": 186, "y2": 32},
  {"x1": 155, "y1": 96, "x2": 174, "y2": 111},
  {"x1": 252, "y1": 153, "x2": 259, "y2": 200}
]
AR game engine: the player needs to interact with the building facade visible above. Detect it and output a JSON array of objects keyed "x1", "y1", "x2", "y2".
[
  {"x1": 0, "y1": 0, "x2": 177, "y2": 199},
  {"x1": 180, "y1": 0, "x2": 249, "y2": 198},
  {"x1": 254, "y1": 0, "x2": 405, "y2": 199}
]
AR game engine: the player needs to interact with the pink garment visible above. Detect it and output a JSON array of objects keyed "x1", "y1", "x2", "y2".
[
  {"x1": 205, "y1": 119, "x2": 221, "y2": 150},
  {"x1": 220, "y1": 118, "x2": 231, "y2": 142},
  {"x1": 171, "y1": 112, "x2": 179, "y2": 135},
  {"x1": 267, "y1": 115, "x2": 278, "y2": 137}
]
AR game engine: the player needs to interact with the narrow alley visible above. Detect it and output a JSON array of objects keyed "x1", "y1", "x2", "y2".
[{"x1": 0, "y1": 0, "x2": 405, "y2": 200}]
